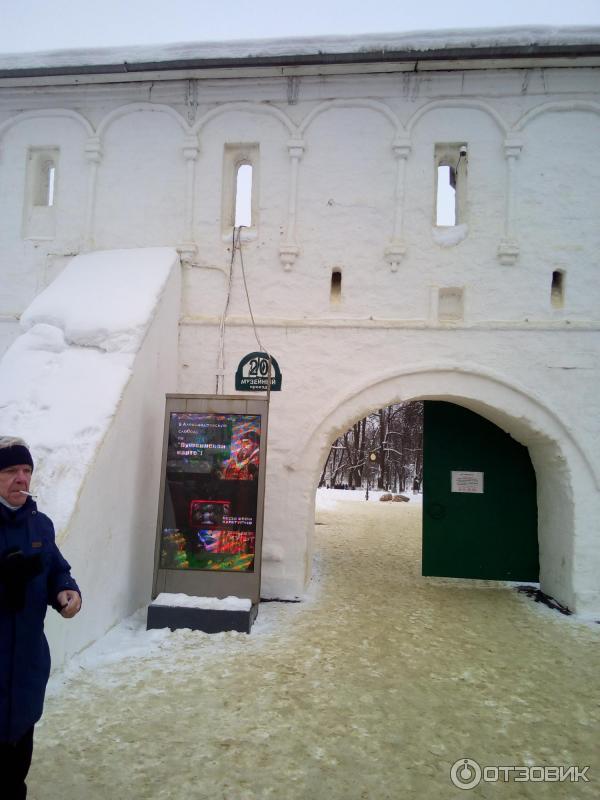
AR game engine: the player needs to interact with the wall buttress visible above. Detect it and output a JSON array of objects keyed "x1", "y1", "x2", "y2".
[
  {"x1": 385, "y1": 138, "x2": 411, "y2": 272},
  {"x1": 279, "y1": 137, "x2": 304, "y2": 270},
  {"x1": 497, "y1": 134, "x2": 523, "y2": 265},
  {"x1": 179, "y1": 134, "x2": 200, "y2": 265},
  {"x1": 83, "y1": 136, "x2": 102, "y2": 251}
]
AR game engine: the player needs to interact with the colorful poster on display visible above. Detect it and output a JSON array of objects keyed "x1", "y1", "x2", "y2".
[{"x1": 159, "y1": 412, "x2": 261, "y2": 572}]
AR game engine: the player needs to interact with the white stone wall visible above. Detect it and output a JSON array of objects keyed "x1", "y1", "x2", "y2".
[{"x1": 1, "y1": 63, "x2": 599, "y2": 615}]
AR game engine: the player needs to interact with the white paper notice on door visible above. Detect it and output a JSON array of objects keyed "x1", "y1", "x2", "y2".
[{"x1": 451, "y1": 471, "x2": 484, "y2": 493}]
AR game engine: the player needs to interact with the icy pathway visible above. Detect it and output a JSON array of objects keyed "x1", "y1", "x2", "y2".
[{"x1": 30, "y1": 498, "x2": 599, "y2": 799}]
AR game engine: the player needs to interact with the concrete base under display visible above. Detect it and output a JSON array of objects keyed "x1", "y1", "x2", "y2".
[{"x1": 146, "y1": 602, "x2": 259, "y2": 634}]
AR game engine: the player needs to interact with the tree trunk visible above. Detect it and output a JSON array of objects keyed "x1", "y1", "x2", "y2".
[
  {"x1": 318, "y1": 448, "x2": 332, "y2": 488},
  {"x1": 357, "y1": 417, "x2": 367, "y2": 486},
  {"x1": 378, "y1": 407, "x2": 386, "y2": 488}
]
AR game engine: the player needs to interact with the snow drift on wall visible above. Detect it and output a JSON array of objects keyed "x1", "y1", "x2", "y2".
[
  {"x1": 0, "y1": 247, "x2": 179, "y2": 537},
  {"x1": 1, "y1": 26, "x2": 599, "y2": 71}
]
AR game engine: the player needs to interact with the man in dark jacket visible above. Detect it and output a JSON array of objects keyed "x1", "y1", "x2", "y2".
[{"x1": 0, "y1": 437, "x2": 81, "y2": 799}]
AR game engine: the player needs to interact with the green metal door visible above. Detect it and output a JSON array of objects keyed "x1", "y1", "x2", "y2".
[{"x1": 422, "y1": 401, "x2": 539, "y2": 581}]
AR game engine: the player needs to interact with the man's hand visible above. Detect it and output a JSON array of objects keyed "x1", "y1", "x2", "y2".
[{"x1": 57, "y1": 589, "x2": 81, "y2": 618}]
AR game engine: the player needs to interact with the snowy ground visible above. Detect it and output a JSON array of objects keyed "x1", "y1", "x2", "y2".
[
  {"x1": 31, "y1": 492, "x2": 599, "y2": 799},
  {"x1": 315, "y1": 486, "x2": 423, "y2": 508}
]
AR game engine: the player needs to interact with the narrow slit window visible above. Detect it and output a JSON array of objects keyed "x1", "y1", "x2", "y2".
[
  {"x1": 436, "y1": 165, "x2": 456, "y2": 226},
  {"x1": 331, "y1": 269, "x2": 342, "y2": 303},
  {"x1": 434, "y1": 143, "x2": 467, "y2": 229},
  {"x1": 34, "y1": 157, "x2": 57, "y2": 207},
  {"x1": 23, "y1": 147, "x2": 59, "y2": 240},
  {"x1": 234, "y1": 164, "x2": 252, "y2": 227},
  {"x1": 222, "y1": 144, "x2": 259, "y2": 235},
  {"x1": 551, "y1": 270, "x2": 565, "y2": 308},
  {"x1": 46, "y1": 164, "x2": 56, "y2": 207}
]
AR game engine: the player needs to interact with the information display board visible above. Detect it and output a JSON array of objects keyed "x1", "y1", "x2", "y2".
[{"x1": 152, "y1": 395, "x2": 268, "y2": 603}]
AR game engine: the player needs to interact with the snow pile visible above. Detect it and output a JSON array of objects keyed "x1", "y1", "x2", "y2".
[
  {"x1": 21, "y1": 248, "x2": 176, "y2": 353},
  {"x1": 316, "y1": 487, "x2": 422, "y2": 509},
  {"x1": 432, "y1": 223, "x2": 469, "y2": 247},
  {"x1": 0, "y1": 248, "x2": 179, "y2": 535},
  {"x1": 45, "y1": 609, "x2": 173, "y2": 697},
  {"x1": 1, "y1": 26, "x2": 599, "y2": 69},
  {"x1": 152, "y1": 593, "x2": 252, "y2": 611}
]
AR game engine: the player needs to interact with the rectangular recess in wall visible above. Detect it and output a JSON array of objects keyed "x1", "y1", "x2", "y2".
[
  {"x1": 222, "y1": 143, "x2": 259, "y2": 239},
  {"x1": 551, "y1": 270, "x2": 565, "y2": 308},
  {"x1": 434, "y1": 143, "x2": 467, "y2": 227},
  {"x1": 438, "y1": 287, "x2": 464, "y2": 322},
  {"x1": 23, "y1": 146, "x2": 59, "y2": 239},
  {"x1": 330, "y1": 268, "x2": 342, "y2": 305}
]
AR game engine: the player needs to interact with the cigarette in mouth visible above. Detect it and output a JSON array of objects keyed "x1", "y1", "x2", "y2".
[{"x1": 19, "y1": 490, "x2": 37, "y2": 498}]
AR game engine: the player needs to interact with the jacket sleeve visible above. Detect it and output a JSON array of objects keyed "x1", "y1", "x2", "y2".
[
  {"x1": 48, "y1": 544, "x2": 81, "y2": 612},
  {"x1": 42, "y1": 517, "x2": 81, "y2": 611}
]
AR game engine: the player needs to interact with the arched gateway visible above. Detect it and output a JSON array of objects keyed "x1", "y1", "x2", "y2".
[{"x1": 294, "y1": 366, "x2": 596, "y2": 616}]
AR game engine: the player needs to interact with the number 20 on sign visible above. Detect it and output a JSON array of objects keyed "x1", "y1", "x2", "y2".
[{"x1": 235, "y1": 351, "x2": 283, "y2": 392}]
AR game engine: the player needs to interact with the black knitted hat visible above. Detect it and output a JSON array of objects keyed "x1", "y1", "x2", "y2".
[
  {"x1": 239, "y1": 430, "x2": 259, "y2": 444},
  {"x1": 0, "y1": 444, "x2": 34, "y2": 472}
]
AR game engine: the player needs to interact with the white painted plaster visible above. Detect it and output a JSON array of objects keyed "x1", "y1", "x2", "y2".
[
  {"x1": 0, "y1": 319, "x2": 19, "y2": 357},
  {"x1": 93, "y1": 111, "x2": 187, "y2": 250},
  {"x1": 432, "y1": 224, "x2": 469, "y2": 247},
  {"x1": 0, "y1": 115, "x2": 89, "y2": 316}
]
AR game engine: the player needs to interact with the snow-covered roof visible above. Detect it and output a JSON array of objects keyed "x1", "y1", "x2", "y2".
[{"x1": 1, "y1": 26, "x2": 600, "y2": 75}]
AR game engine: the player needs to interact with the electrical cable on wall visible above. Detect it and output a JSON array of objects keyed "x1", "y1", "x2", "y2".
[
  {"x1": 215, "y1": 226, "x2": 273, "y2": 402},
  {"x1": 235, "y1": 226, "x2": 273, "y2": 404},
  {"x1": 215, "y1": 228, "x2": 236, "y2": 393}
]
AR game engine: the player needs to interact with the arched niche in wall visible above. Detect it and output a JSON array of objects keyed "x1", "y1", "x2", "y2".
[
  {"x1": 295, "y1": 101, "x2": 399, "y2": 310},
  {"x1": 93, "y1": 105, "x2": 190, "y2": 249},
  {"x1": 0, "y1": 111, "x2": 91, "y2": 313},
  {"x1": 190, "y1": 105, "x2": 293, "y2": 316},
  {"x1": 515, "y1": 105, "x2": 600, "y2": 320},
  {"x1": 404, "y1": 102, "x2": 507, "y2": 255}
]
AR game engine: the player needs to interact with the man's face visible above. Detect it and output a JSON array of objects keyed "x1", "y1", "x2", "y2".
[
  {"x1": 0, "y1": 464, "x2": 32, "y2": 507},
  {"x1": 238, "y1": 438, "x2": 253, "y2": 459}
]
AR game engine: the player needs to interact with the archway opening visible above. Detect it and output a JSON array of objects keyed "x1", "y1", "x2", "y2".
[
  {"x1": 318, "y1": 401, "x2": 423, "y2": 495},
  {"x1": 314, "y1": 398, "x2": 540, "y2": 586},
  {"x1": 299, "y1": 368, "x2": 581, "y2": 613}
]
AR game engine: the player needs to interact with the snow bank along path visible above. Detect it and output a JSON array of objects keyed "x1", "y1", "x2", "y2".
[
  {"x1": 31, "y1": 495, "x2": 599, "y2": 799},
  {"x1": 0, "y1": 247, "x2": 178, "y2": 535},
  {"x1": 0, "y1": 247, "x2": 181, "y2": 667}
]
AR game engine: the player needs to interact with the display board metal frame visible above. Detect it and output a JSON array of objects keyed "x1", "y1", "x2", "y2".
[{"x1": 152, "y1": 394, "x2": 269, "y2": 604}]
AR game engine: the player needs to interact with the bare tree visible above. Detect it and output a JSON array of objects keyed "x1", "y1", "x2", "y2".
[{"x1": 321, "y1": 402, "x2": 423, "y2": 491}]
